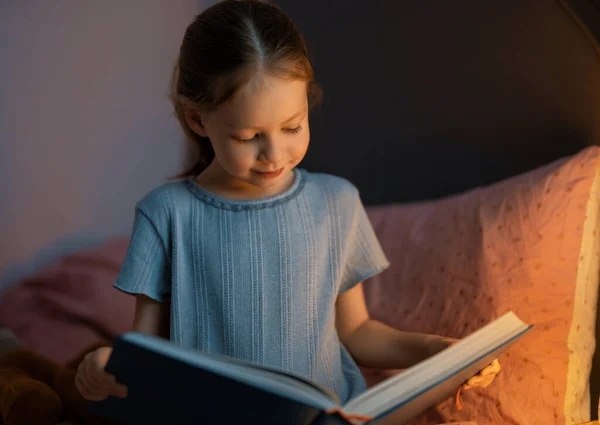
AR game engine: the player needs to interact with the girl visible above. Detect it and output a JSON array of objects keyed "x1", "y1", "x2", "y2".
[{"x1": 75, "y1": 0, "x2": 499, "y2": 412}]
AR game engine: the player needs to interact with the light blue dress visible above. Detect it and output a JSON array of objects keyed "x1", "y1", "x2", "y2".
[{"x1": 114, "y1": 168, "x2": 389, "y2": 403}]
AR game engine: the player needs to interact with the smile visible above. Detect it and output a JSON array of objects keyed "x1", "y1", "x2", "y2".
[{"x1": 252, "y1": 168, "x2": 284, "y2": 179}]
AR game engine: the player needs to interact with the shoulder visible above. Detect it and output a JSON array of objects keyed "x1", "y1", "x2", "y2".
[
  {"x1": 135, "y1": 178, "x2": 194, "y2": 222},
  {"x1": 302, "y1": 170, "x2": 360, "y2": 202},
  {"x1": 301, "y1": 171, "x2": 368, "y2": 227}
]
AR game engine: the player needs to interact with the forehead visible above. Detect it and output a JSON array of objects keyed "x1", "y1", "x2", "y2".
[{"x1": 218, "y1": 75, "x2": 308, "y2": 129}]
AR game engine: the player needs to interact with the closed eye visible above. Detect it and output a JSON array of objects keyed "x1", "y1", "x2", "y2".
[
  {"x1": 234, "y1": 125, "x2": 303, "y2": 144},
  {"x1": 235, "y1": 134, "x2": 259, "y2": 144},
  {"x1": 285, "y1": 125, "x2": 303, "y2": 135}
]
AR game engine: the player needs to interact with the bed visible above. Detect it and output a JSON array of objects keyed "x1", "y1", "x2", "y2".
[{"x1": 1, "y1": 1, "x2": 600, "y2": 424}]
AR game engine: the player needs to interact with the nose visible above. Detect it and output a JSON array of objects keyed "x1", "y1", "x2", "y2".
[{"x1": 258, "y1": 137, "x2": 283, "y2": 165}]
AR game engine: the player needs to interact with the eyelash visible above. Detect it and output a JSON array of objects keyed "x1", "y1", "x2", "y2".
[{"x1": 235, "y1": 126, "x2": 303, "y2": 144}]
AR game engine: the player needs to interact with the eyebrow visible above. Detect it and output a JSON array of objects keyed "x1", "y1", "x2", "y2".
[{"x1": 230, "y1": 108, "x2": 307, "y2": 130}]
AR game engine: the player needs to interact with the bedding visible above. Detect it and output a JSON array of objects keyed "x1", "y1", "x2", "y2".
[
  {"x1": 0, "y1": 147, "x2": 599, "y2": 424},
  {"x1": 362, "y1": 146, "x2": 600, "y2": 424}
]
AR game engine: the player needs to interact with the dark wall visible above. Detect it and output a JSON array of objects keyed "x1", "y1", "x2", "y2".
[{"x1": 274, "y1": 0, "x2": 600, "y2": 205}]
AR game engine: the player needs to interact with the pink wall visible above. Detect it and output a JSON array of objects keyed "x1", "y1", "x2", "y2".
[{"x1": 0, "y1": 1, "x2": 214, "y2": 292}]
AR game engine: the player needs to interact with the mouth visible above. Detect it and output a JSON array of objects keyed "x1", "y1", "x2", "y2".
[{"x1": 252, "y1": 168, "x2": 284, "y2": 179}]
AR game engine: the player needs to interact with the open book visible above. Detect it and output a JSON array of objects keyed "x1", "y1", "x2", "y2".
[{"x1": 88, "y1": 311, "x2": 532, "y2": 425}]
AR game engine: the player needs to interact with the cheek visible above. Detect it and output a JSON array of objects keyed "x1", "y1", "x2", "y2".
[
  {"x1": 216, "y1": 141, "x2": 256, "y2": 168},
  {"x1": 289, "y1": 134, "x2": 310, "y2": 159}
]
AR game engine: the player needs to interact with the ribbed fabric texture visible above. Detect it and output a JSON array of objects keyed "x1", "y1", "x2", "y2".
[{"x1": 114, "y1": 168, "x2": 389, "y2": 403}]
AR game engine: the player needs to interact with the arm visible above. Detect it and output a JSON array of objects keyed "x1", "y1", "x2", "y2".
[
  {"x1": 336, "y1": 283, "x2": 449, "y2": 369},
  {"x1": 132, "y1": 294, "x2": 171, "y2": 339}
]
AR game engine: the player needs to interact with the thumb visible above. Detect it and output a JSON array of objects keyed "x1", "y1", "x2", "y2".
[
  {"x1": 108, "y1": 382, "x2": 129, "y2": 399},
  {"x1": 480, "y1": 359, "x2": 501, "y2": 376}
]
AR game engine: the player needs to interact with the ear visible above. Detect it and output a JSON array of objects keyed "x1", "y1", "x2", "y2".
[{"x1": 183, "y1": 110, "x2": 210, "y2": 138}]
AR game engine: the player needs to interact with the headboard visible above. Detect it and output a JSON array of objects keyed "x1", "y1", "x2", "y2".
[{"x1": 274, "y1": 0, "x2": 600, "y2": 206}]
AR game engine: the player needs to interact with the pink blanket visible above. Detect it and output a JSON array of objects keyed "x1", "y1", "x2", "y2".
[{"x1": 0, "y1": 238, "x2": 135, "y2": 364}]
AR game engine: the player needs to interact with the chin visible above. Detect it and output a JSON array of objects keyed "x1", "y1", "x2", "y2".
[{"x1": 248, "y1": 177, "x2": 282, "y2": 189}]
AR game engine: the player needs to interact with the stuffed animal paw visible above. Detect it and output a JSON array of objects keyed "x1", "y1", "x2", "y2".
[
  {"x1": 0, "y1": 331, "x2": 117, "y2": 425},
  {"x1": 0, "y1": 365, "x2": 63, "y2": 425}
]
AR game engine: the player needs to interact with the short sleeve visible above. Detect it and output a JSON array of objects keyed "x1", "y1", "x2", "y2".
[
  {"x1": 340, "y1": 193, "x2": 390, "y2": 293},
  {"x1": 113, "y1": 208, "x2": 171, "y2": 302}
]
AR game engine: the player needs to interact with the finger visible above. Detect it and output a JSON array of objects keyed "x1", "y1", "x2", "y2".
[
  {"x1": 479, "y1": 366, "x2": 494, "y2": 377},
  {"x1": 76, "y1": 377, "x2": 103, "y2": 401},
  {"x1": 91, "y1": 357, "x2": 127, "y2": 398},
  {"x1": 76, "y1": 362, "x2": 96, "y2": 397},
  {"x1": 83, "y1": 355, "x2": 128, "y2": 399},
  {"x1": 82, "y1": 354, "x2": 102, "y2": 388},
  {"x1": 85, "y1": 354, "x2": 115, "y2": 390},
  {"x1": 475, "y1": 374, "x2": 495, "y2": 387},
  {"x1": 88, "y1": 353, "x2": 117, "y2": 387},
  {"x1": 466, "y1": 375, "x2": 484, "y2": 387},
  {"x1": 484, "y1": 359, "x2": 501, "y2": 375},
  {"x1": 108, "y1": 383, "x2": 129, "y2": 399},
  {"x1": 478, "y1": 359, "x2": 501, "y2": 377},
  {"x1": 78, "y1": 366, "x2": 106, "y2": 400},
  {"x1": 80, "y1": 366, "x2": 126, "y2": 399},
  {"x1": 81, "y1": 359, "x2": 112, "y2": 397},
  {"x1": 479, "y1": 376, "x2": 495, "y2": 388},
  {"x1": 76, "y1": 367, "x2": 108, "y2": 401},
  {"x1": 466, "y1": 374, "x2": 496, "y2": 389},
  {"x1": 75, "y1": 369, "x2": 89, "y2": 397},
  {"x1": 82, "y1": 357, "x2": 105, "y2": 391}
]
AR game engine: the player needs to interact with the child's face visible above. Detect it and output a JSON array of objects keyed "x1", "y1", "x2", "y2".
[{"x1": 191, "y1": 73, "x2": 310, "y2": 193}]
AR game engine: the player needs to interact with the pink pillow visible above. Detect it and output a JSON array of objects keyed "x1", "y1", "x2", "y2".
[
  {"x1": 0, "y1": 237, "x2": 133, "y2": 364},
  {"x1": 362, "y1": 146, "x2": 600, "y2": 425}
]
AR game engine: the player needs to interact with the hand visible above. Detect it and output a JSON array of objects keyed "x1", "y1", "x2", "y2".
[
  {"x1": 426, "y1": 335, "x2": 458, "y2": 357},
  {"x1": 462, "y1": 358, "x2": 501, "y2": 390},
  {"x1": 453, "y1": 358, "x2": 502, "y2": 411},
  {"x1": 427, "y1": 336, "x2": 501, "y2": 390},
  {"x1": 75, "y1": 346, "x2": 128, "y2": 401}
]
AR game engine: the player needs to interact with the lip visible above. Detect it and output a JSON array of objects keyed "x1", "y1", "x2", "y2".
[{"x1": 253, "y1": 168, "x2": 284, "y2": 179}]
